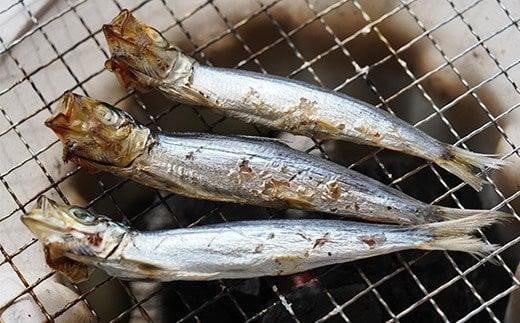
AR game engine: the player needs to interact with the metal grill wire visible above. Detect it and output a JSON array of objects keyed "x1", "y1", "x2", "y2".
[{"x1": 0, "y1": 0, "x2": 519, "y2": 321}]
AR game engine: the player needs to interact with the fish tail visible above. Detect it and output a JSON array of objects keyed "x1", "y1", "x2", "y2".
[
  {"x1": 432, "y1": 206, "x2": 511, "y2": 221},
  {"x1": 437, "y1": 145, "x2": 507, "y2": 191},
  {"x1": 417, "y1": 213, "x2": 509, "y2": 258},
  {"x1": 423, "y1": 236, "x2": 497, "y2": 259}
]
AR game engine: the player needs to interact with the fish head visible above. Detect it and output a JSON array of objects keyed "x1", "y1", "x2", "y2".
[
  {"x1": 45, "y1": 92, "x2": 151, "y2": 169},
  {"x1": 103, "y1": 9, "x2": 180, "y2": 91},
  {"x1": 21, "y1": 196, "x2": 127, "y2": 260}
]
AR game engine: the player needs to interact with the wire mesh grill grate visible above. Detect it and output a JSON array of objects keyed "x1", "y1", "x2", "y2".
[{"x1": 0, "y1": 0, "x2": 519, "y2": 322}]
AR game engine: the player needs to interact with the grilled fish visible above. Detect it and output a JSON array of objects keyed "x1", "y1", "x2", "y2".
[
  {"x1": 45, "y1": 92, "x2": 509, "y2": 225},
  {"x1": 21, "y1": 196, "x2": 500, "y2": 282},
  {"x1": 102, "y1": 9, "x2": 506, "y2": 191}
]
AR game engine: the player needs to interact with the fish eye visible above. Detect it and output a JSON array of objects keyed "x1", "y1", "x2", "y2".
[
  {"x1": 70, "y1": 208, "x2": 96, "y2": 224},
  {"x1": 96, "y1": 105, "x2": 120, "y2": 126}
]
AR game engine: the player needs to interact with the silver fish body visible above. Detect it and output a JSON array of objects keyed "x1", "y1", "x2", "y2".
[
  {"x1": 21, "y1": 197, "x2": 498, "y2": 282},
  {"x1": 174, "y1": 64, "x2": 443, "y2": 159},
  {"x1": 102, "y1": 219, "x2": 456, "y2": 280},
  {"x1": 117, "y1": 133, "x2": 438, "y2": 224}
]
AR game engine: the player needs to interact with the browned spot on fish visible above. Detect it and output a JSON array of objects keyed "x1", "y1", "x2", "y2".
[
  {"x1": 313, "y1": 232, "x2": 331, "y2": 249},
  {"x1": 265, "y1": 178, "x2": 291, "y2": 190},
  {"x1": 325, "y1": 180, "x2": 341, "y2": 200},
  {"x1": 269, "y1": 98, "x2": 317, "y2": 132},
  {"x1": 290, "y1": 98, "x2": 318, "y2": 130},
  {"x1": 238, "y1": 159, "x2": 253, "y2": 174},
  {"x1": 254, "y1": 244, "x2": 264, "y2": 253},
  {"x1": 316, "y1": 120, "x2": 344, "y2": 134},
  {"x1": 87, "y1": 233, "x2": 103, "y2": 247},
  {"x1": 296, "y1": 98, "x2": 316, "y2": 116},
  {"x1": 354, "y1": 124, "x2": 381, "y2": 141},
  {"x1": 261, "y1": 178, "x2": 314, "y2": 208},
  {"x1": 244, "y1": 87, "x2": 267, "y2": 111},
  {"x1": 44, "y1": 245, "x2": 92, "y2": 283},
  {"x1": 244, "y1": 92, "x2": 343, "y2": 136},
  {"x1": 274, "y1": 255, "x2": 305, "y2": 267},
  {"x1": 185, "y1": 151, "x2": 195, "y2": 160},
  {"x1": 44, "y1": 243, "x2": 65, "y2": 262},
  {"x1": 358, "y1": 234, "x2": 387, "y2": 249},
  {"x1": 261, "y1": 178, "x2": 290, "y2": 197},
  {"x1": 353, "y1": 203, "x2": 359, "y2": 211}
]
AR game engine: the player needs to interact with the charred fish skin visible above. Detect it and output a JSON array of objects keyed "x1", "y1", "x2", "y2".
[
  {"x1": 45, "y1": 93, "x2": 510, "y2": 225},
  {"x1": 21, "y1": 197, "x2": 500, "y2": 282},
  {"x1": 103, "y1": 9, "x2": 506, "y2": 191}
]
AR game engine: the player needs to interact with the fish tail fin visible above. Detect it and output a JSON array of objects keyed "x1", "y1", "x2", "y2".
[
  {"x1": 437, "y1": 145, "x2": 507, "y2": 191},
  {"x1": 433, "y1": 206, "x2": 511, "y2": 221},
  {"x1": 423, "y1": 236, "x2": 498, "y2": 259},
  {"x1": 417, "y1": 213, "x2": 508, "y2": 259}
]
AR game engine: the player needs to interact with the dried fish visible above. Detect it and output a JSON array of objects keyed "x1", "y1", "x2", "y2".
[
  {"x1": 102, "y1": 9, "x2": 506, "y2": 191},
  {"x1": 45, "y1": 92, "x2": 509, "y2": 225},
  {"x1": 21, "y1": 196, "x2": 500, "y2": 282}
]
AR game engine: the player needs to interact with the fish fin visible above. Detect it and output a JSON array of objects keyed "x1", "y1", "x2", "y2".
[
  {"x1": 423, "y1": 236, "x2": 498, "y2": 259},
  {"x1": 236, "y1": 134, "x2": 292, "y2": 148},
  {"x1": 417, "y1": 213, "x2": 509, "y2": 259},
  {"x1": 437, "y1": 145, "x2": 508, "y2": 191},
  {"x1": 433, "y1": 206, "x2": 512, "y2": 221},
  {"x1": 173, "y1": 271, "x2": 222, "y2": 280}
]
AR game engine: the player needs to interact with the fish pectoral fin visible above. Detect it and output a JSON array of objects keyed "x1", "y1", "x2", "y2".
[
  {"x1": 174, "y1": 270, "x2": 221, "y2": 280},
  {"x1": 282, "y1": 196, "x2": 314, "y2": 209},
  {"x1": 134, "y1": 260, "x2": 168, "y2": 273},
  {"x1": 44, "y1": 245, "x2": 93, "y2": 283},
  {"x1": 130, "y1": 259, "x2": 221, "y2": 280}
]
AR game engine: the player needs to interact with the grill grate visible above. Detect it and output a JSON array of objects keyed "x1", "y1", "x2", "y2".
[{"x1": 0, "y1": 0, "x2": 519, "y2": 322}]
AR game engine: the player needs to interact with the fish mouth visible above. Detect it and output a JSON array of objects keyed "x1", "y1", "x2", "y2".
[
  {"x1": 102, "y1": 9, "x2": 153, "y2": 57},
  {"x1": 44, "y1": 91, "x2": 96, "y2": 134},
  {"x1": 106, "y1": 8, "x2": 133, "y2": 34},
  {"x1": 21, "y1": 216, "x2": 68, "y2": 238},
  {"x1": 103, "y1": 9, "x2": 169, "y2": 52},
  {"x1": 21, "y1": 196, "x2": 70, "y2": 239},
  {"x1": 44, "y1": 91, "x2": 75, "y2": 133},
  {"x1": 44, "y1": 92, "x2": 91, "y2": 163}
]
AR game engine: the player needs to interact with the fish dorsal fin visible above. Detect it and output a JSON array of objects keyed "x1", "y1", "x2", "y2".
[{"x1": 234, "y1": 134, "x2": 291, "y2": 148}]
